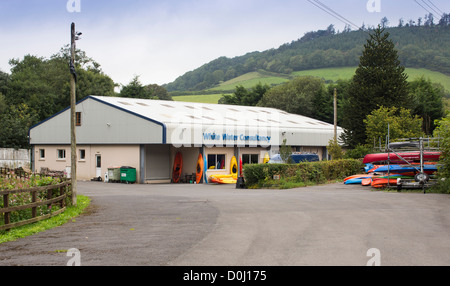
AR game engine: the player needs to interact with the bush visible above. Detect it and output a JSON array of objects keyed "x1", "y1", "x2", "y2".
[
  {"x1": 344, "y1": 144, "x2": 374, "y2": 160},
  {"x1": 1, "y1": 175, "x2": 69, "y2": 225},
  {"x1": 434, "y1": 112, "x2": 450, "y2": 179},
  {"x1": 432, "y1": 179, "x2": 450, "y2": 194},
  {"x1": 243, "y1": 159, "x2": 364, "y2": 189}
]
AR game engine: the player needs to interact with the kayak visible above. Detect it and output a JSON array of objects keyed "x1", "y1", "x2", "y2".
[
  {"x1": 373, "y1": 164, "x2": 437, "y2": 174},
  {"x1": 209, "y1": 156, "x2": 238, "y2": 184},
  {"x1": 209, "y1": 175, "x2": 237, "y2": 184},
  {"x1": 172, "y1": 152, "x2": 183, "y2": 183},
  {"x1": 363, "y1": 152, "x2": 441, "y2": 164},
  {"x1": 371, "y1": 178, "x2": 399, "y2": 188},
  {"x1": 347, "y1": 174, "x2": 413, "y2": 186},
  {"x1": 344, "y1": 174, "x2": 374, "y2": 182},
  {"x1": 345, "y1": 178, "x2": 367, "y2": 185},
  {"x1": 361, "y1": 178, "x2": 372, "y2": 186},
  {"x1": 196, "y1": 154, "x2": 204, "y2": 184}
]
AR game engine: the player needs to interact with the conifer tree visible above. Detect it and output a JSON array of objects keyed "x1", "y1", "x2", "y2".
[{"x1": 342, "y1": 26, "x2": 410, "y2": 148}]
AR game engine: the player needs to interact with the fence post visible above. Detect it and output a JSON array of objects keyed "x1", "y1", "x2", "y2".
[
  {"x1": 32, "y1": 191, "x2": 37, "y2": 218},
  {"x1": 60, "y1": 186, "x2": 65, "y2": 208},
  {"x1": 3, "y1": 194, "x2": 10, "y2": 228},
  {"x1": 47, "y1": 189, "x2": 53, "y2": 211}
]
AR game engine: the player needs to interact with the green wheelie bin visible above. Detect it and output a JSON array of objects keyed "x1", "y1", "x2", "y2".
[{"x1": 120, "y1": 166, "x2": 136, "y2": 184}]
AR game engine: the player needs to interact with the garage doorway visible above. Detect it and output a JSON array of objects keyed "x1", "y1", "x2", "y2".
[{"x1": 145, "y1": 145, "x2": 170, "y2": 181}]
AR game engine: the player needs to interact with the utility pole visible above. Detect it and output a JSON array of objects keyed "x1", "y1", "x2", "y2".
[
  {"x1": 70, "y1": 23, "x2": 80, "y2": 206},
  {"x1": 334, "y1": 88, "x2": 337, "y2": 142}
]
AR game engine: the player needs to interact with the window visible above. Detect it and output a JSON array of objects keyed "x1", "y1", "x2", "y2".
[
  {"x1": 242, "y1": 154, "x2": 259, "y2": 165},
  {"x1": 207, "y1": 154, "x2": 226, "y2": 170},
  {"x1": 79, "y1": 149, "x2": 86, "y2": 161},
  {"x1": 39, "y1": 149, "x2": 45, "y2": 160},
  {"x1": 76, "y1": 112, "x2": 82, "y2": 126},
  {"x1": 57, "y1": 149, "x2": 66, "y2": 160}
]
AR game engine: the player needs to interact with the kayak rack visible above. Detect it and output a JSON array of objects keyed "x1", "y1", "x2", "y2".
[{"x1": 385, "y1": 137, "x2": 441, "y2": 193}]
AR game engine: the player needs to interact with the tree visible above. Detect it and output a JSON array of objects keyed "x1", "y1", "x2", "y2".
[
  {"x1": 364, "y1": 106, "x2": 423, "y2": 146},
  {"x1": 381, "y1": 17, "x2": 389, "y2": 28},
  {"x1": 326, "y1": 139, "x2": 343, "y2": 160},
  {"x1": 433, "y1": 112, "x2": 450, "y2": 181},
  {"x1": 0, "y1": 70, "x2": 9, "y2": 96},
  {"x1": 219, "y1": 83, "x2": 270, "y2": 106},
  {"x1": 258, "y1": 76, "x2": 325, "y2": 117},
  {"x1": 0, "y1": 103, "x2": 37, "y2": 149},
  {"x1": 409, "y1": 77, "x2": 445, "y2": 135},
  {"x1": 0, "y1": 92, "x2": 6, "y2": 114},
  {"x1": 424, "y1": 13, "x2": 434, "y2": 27},
  {"x1": 280, "y1": 139, "x2": 293, "y2": 164},
  {"x1": 120, "y1": 75, "x2": 153, "y2": 99},
  {"x1": 312, "y1": 79, "x2": 350, "y2": 125},
  {"x1": 1, "y1": 48, "x2": 116, "y2": 149},
  {"x1": 6, "y1": 50, "x2": 115, "y2": 122},
  {"x1": 341, "y1": 26, "x2": 410, "y2": 148},
  {"x1": 438, "y1": 13, "x2": 450, "y2": 26},
  {"x1": 145, "y1": 84, "x2": 172, "y2": 101}
]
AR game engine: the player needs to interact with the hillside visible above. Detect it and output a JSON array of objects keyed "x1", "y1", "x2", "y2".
[
  {"x1": 173, "y1": 67, "x2": 450, "y2": 104},
  {"x1": 165, "y1": 25, "x2": 450, "y2": 93}
]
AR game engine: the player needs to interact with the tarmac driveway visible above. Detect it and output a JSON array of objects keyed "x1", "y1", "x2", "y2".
[{"x1": 0, "y1": 181, "x2": 449, "y2": 266}]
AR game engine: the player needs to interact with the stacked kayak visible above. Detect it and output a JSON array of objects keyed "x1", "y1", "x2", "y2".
[
  {"x1": 363, "y1": 151, "x2": 441, "y2": 164},
  {"x1": 344, "y1": 151, "x2": 441, "y2": 189}
]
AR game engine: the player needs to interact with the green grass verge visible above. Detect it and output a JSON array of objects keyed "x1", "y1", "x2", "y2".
[{"x1": 0, "y1": 195, "x2": 91, "y2": 244}]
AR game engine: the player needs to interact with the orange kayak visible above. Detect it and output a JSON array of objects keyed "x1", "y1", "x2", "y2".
[
  {"x1": 371, "y1": 178, "x2": 398, "y2": 188},
  {"x1": 361, "y1": 178, "x2": 372, "y2": 186}
]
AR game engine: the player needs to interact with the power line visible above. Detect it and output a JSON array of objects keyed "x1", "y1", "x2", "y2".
[
  {"x1": 314, "y1": 0, "x2": 361, "y2": 30},
  {"x1": 421, "y1": 0, "x2": 443, "y2": 18},
  {"x1": 414, "y1": 0, "x2": 433, "y2": 15},
  {"x1": 414, "y1": 0, "x2": 441, "y2": 19},
  {"x1": 426, "y1": 0, "x2": 445, "y2": 15},
  {"x1": 306, "y1": 0, "x2": 361, "y2": 31},
  {"x1": 314, "y1": 0, "x2": 359, "y2": 29}
]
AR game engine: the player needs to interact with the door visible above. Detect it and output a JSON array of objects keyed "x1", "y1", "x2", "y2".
[
  {"x1": 95, "y1": 154, "x2": 102, "y2": 178},
  {"x1": 145, "y1": 145, "x2": 170, "y2": 181}
]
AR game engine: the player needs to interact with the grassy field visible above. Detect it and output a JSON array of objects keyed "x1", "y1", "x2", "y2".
[
  {"x1": 293, "y1": 67, "x2": 450, "y2": 92},
  {"x1": 172, "y1": 93, "x2": 225, "y2": 104},
  {"x1": 173, "y1": 67, "x2": 450, "y2": 104},
  {"x1": 209, "y1": 71, "x2": 290, "y2": 91},
  {"x1": 292, "y1": 67, "x2": 357, "y2": 82},
  {"x1": 405, "y1": 68, "x2": 450, "y2": 92}
]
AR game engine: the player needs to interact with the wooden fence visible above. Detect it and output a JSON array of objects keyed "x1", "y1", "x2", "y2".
[
  {"x1": 0, "y1": 167, "x2": 32, "y2": 180},
  {"x1": 0, "y1": 168, "x2": 72, "y2": 231}
]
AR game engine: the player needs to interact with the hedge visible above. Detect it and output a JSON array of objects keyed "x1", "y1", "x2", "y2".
[{"x1": 243, "y1": 159, "x2": 364, "y2": 189}]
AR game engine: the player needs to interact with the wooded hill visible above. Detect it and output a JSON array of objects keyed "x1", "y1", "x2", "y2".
[{"x1": 165, "y1": 24, "x2": 450, "y2": 92}]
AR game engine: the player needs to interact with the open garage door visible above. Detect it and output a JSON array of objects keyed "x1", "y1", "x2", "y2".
[{"x1": 145, "y1": 145, "x2": 170, "y2": 181}]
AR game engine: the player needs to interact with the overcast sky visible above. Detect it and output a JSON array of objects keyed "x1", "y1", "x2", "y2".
[{"x1": 0, "y1": 0, "x2": 448, "y2": 87}]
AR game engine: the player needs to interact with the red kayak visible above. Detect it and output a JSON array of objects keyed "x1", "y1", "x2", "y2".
[{"x1": 363, "y1": 152, "x2": 441, "y2": 164}]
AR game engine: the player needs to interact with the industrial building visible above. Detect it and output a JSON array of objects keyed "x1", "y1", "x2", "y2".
[{"x1": 29, "y1": 96, "x2": 343, "y2": 183}]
